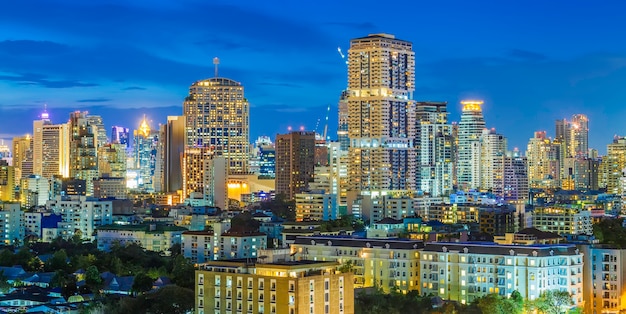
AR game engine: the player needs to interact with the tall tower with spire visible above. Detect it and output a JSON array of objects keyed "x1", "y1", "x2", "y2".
[
  {"x1": 133, "y1": 116, "x2": 159, "y2": 191},
  {"x1": 182, "y1": 61, "x2": 249, "y2": 175}
]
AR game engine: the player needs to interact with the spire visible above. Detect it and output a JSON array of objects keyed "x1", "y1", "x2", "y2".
[
  {"x1": 138, "y1": 115, "x2": 150, "y2": 137},
  {"x1": 41, "y1": 104, "x2": 50, "y2": 120},
  {"x1": 213, "y1": 57, "x2": 220, "y2": 77}
]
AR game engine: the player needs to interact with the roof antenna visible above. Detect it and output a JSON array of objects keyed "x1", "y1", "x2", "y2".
[{"x1": 213, "y1": 57, "x2": 220, "y2": 77}]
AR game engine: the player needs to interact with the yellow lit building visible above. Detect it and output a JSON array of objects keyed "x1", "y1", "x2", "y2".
[
  {"x1": 195, "y1": 259, "x2": 354, "y2": 314},
  {"x1": 531, "y1": 204, "x2": 592, "y2": 236},
  {"x1": 291, "y1": 236, "x2": 423, "y2": 293}
]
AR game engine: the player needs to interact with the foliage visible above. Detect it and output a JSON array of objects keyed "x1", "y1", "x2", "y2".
[
  {"x1": 593, "y1": 218, "x2": 626, "y2": 248},
  {"x1": 46, "y1": 249, "x2": 69, "y2": 272},
  {"x1": 171, "y1": 255, "x2": 195, "y2": 289},
  {"x1": 131, "y1": 273, "x2": 153, "y2": 295},
  {"x1": 338, "y1": 260, "x2": 353, "y2": 273},
  {"x1": 533, "y1": 290, "x2": 573, "y2": 314},
  {"x1": 0, "y1": 270, "x2": 11, "y2": 294},
  {"x1": 101, "y1": 285, "x2": 194, "y2": 314},
  {"x1": 85, "y1": 265, "x2": 103, "y2": 293},
  {"x1": 259, "y1": 193, "x2": 295, "y2": 221},
  {"x1": 355, "y1": 287, "x2": 435, "y2": 314},
  {"x1": 230, "y1": 212, "x2": 260, "y2": 232}
]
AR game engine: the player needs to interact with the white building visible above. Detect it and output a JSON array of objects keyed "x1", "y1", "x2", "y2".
[
  {"x1": 457, "y1": 101, "x2": 486, "y2": 191},
  {"x1": 479, "y1": 128, "x2": 507, "y2": 192},
  {"x1": 420, "y1": 242, "x2": 583, "y2": 307},
  {"x1": 46, "y1": 195, "x2": 113, "y2": 241},
  {"x1": 181, "y1": 230, "x2": 215, "y2": 263},
  {"x1": 295, "y1": 191, "x2": 337, "y2": 221},
  {"x1": 0, "y1": 203, "x2": 24, "y2": 245},
  {"x1": 96, "y1": 223, "x2": 187, "y2": 252},
  {"x1": 217, "y1": 231, "x2": 267, "y2": 260},
  {"x1": 20, "y1": 175, "x2": 50, "y2": 207},
  {"x1": 291, "y1": 236, "x2": 424, "y2": 293}
]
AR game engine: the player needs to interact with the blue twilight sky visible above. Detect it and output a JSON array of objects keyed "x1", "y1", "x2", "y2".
[{"x1": 1, "y1": 0, "x2": 626, "y2": 153}]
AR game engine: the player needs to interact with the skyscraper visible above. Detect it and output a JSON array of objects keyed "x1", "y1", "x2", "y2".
[
  {"x1": 275, "y1": 131, "x2": 315, "y2": 199},
  {"x1": 33, "y1": 112, "x2": 70, "y2": 180},
  {"x1": 569, "y1": 114, "x2": 589, "y2": 158},
  {"x1": 68, "y1": 111, "x2": 100, "y2": 196},
  {"x1": 160, "y1": 116, "x2": 185, "y2": 193},
  {"x1": 457, "y1": 100, "x2": 486, "y2": 190},
  {"x1": 110, "y1": 126, "x2": 130, "y2": 149},
  {"x1": 133, "y1": 116, "x2": 158, "y2": 191},
  {"x1": 12, "y1": 135, "x2": 33, "y2": 185},
  {"x1": 526, "y1": 131, "x2": 561, "y2": 189},
  {"x1": 415, "y1": 101, "x2": 453, "y2": 196},
  {"x1": 479, "y1": 128, "x2": 507, "y2": 191},
  {"x1": 346, "y1": 33, "x2": 416, "y2": 192},
  {"x1": 183, "y1": 76, "x2": 249, "y2": 175},
  {"x1": 337, "y1": 90, "x2": 349, "y2": 152}
]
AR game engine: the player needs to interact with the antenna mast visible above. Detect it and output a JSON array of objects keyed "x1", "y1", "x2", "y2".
[{"x1": 213, "y1": 57, "x2": 220, "y2": 77}]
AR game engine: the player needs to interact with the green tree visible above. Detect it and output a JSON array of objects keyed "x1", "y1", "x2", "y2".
[
  {"x1": 534, "y1": 290, "x2": 573, "y2": 314},
  {"x1": 46, "y1": 249, "x2": 69, "y2": 272},
  {"x1": 131, "y1": 273, "x2": 153, "y2": 295},
  {"x1": 338, "y1": 260, "x2": 353, "y2": 273},
  {"x1": 144, "y1": 285, "x2": 194, "y2": 314},
  {"x1": 171, "y1": 255, "x2": 195, "y2": 289},
  {"x1": 85, "y1": 265, "x2": 103, "y2": 294},
  {"x1": 0, "y1": 270, "x2": 11, "y2": 294}
]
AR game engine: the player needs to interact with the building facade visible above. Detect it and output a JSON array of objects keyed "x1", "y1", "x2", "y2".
[
  {"x1": 275, "y1": 131, "x2": 315, "y2": 199},
  {"x1": 457, "y1": 101, "x2": 486, "y2": 190}
]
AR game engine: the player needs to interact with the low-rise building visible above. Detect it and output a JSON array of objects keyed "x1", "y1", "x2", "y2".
[
  {"x1": 218, "y1": 231, "x2": 267, "y2": 260},
  {"x1": 581, "y1": 245, "x2": 626, "y2": 314},
  {"x1": 420, "y1": 242, "x2": 583, "y2": 307},
  {"x1": 0, "y1": 203, "x2": 24, "y2": 245},
  {"x1": 195, "y1": 258, "x2": 354, "y2": 314},
  {"x1": 291, "y1": 236, "x2": 423, "y2": 293},
  {"x1": 97, "y1": 223, "x2": 187, "y2": 252},
  {"x1": 295, "y1": 191, "x2": 338, "y2": 221},
  {"x1": 46, "y1": 195, "x2": 113, "y2": 241},
  {"x1": 531, "y1": 204, "x2": 592, "y2": 235},
  {"x1": 182, "y1": 230, "x2": 215, "y2": 264}
]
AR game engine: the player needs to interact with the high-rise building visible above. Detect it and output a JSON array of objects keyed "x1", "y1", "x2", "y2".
[
  {"x1": 415, "y1": 101, "x2": 453, "y2": 196},
  {"x1": 526, "y1": 131, "x2": 561, "y2": 189},
  {"x1": 97, "y1": 143, "x2": 127, "y2": 178},
  {"x1": 603, "y1": 136, "x2": 626, "y2": 194},
  {"x1": 569, "y1": 114, "x2": 589, "y2": 158},
  {"x1": 183, "y1": 76, "x2": 249, "y2": 175},
  {"x1": 0, "y1": 161, "x2": 15, "y2": 201},
  {"x1": 479, "y1": 128, "x2": 507, "y2": 192},
  {"x1": 110, "y1": 126, "x2": 130, "y2": 149},
  {"x1": 133, "y1": 116, "x2": 159, "y2": 191},
  {"x1": 12, "y1": 135, "x2": 33, "y2": 185},
  {"x1": 275, "y1": 131, "x2": 315, "y2": 199},
  {"x1": 457, "y1": 101, "x2": 486, "y2": 190},
  {"x1": 33, "y1": 112, "x2": 70, "y2": 179},
  {"x1": 160, "y1": 116, "x2": 185, "y2": 193},
  {"x1": 346, "y1": 33, "x2": 416, "y2": 192},
  {"x1": 493, "y1": 152, "x2": 528, "y2": 202},
  {"x1": 182, "y1": 147, "x2": 227, "y2": 209},
  {"x1": 337, "y1": 90, "x2": 349, "y2": 152},
  {"x1": 68, "y1": 111, "x2": 103, "y2": 196}
]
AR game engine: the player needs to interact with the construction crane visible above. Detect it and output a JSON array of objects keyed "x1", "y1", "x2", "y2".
[
  {"x1": 337, "y1": 47, "x2": 348, "y2": 65},
  {"x1": 322, "y1": 104, "x2": 331, "y2": 141}
]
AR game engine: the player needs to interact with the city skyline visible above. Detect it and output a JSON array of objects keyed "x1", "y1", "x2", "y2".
[{"x1": 2, "y1": 1, "x2": 626, "y2": 152}]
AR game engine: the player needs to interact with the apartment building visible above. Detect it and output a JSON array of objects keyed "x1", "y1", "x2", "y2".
[
  {"x1": 420, "y1": 242, "x2": 583, "y2": 307},
  {"x1": 96, "y1": 223, "x2": 187, "y2": 252},
  {"x1": 291, "y1": 236, "x2": 423, "y2": 293},
  {"x1": 581, "y1": 245, "x2": 626, "y2": 314},
  {"x1": 195, "y1": 259, "x2": 353, "y2": 314},
  {"x1": 46, "y1": 195, "x2": 113, "y2": 241},
  {"x1": 531, "y1": 204, "x2": 592, "y2": 236}
]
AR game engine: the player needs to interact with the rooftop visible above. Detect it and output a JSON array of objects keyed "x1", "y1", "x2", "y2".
[
  {"x1": 293, "y1": 236, "x2": 424, "y2": 250},
  {"x1": 423, "y1": 242, "x2": 580, "y2": 257},
  {"x1": 97, "y1": 223, "x2": 188, "y2": 233}
]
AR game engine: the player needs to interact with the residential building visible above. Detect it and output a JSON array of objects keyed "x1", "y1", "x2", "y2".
[
  {"x1": 275, "y1": 131, "x2": 315, "y2": 199},
  {"x1": 457, "y1": 100, "x2": 486, "y2": 190},
  {"x1": 97, "y1": 143, "x2": 126, "y2": 178},
  {"x1": 0, "y1": 161, "x2": 15, "y2": 201},
  {"x1": 527, "y1": 131, "x2": 562, "y2": 189},
  {"x1": 415, "y1": 101, "x2": 454, "y2": 197},
  {"x1": 195, "y1": 258, "x2": 354, "y2": 314},
  {"x1": 291, "y1": 236, "x2": 423, "y2": 293},
  {"x1": 420, "y1": 242, "x2": 583, "y2": 307},
  {"x1": 46, "y1": 195, "x2": 113, "y2": 241},
  {"x1": 217, "y1": 231, "x2": 267, "y2": 259},
  {"x1": 182, "y1": 230, "x2": 215, "y2": 263},
  {"x1": 93, "y1": 176, "x2": 127, "y2": 199},
  {"x1": 24, "y1": 212, "x2": 62, "y2": 241},
  {"x1": 479, "y1": 128, "x2": 507, "y2": 192},
  {"x1": 133, "y1": 116, "x2": 159, "y2": 191},
  {"x1": 183, "y1": 76, "x2": 249, "y2": 175},
  {"x1": 12, "y1": 135, "x2": 33, "y2": 185},
  {"x1": 68, "y1": 111, "x2": 102, "y2": 196},
  {"x1": 20, "y1": 175, "x2": 50, "y2": 207},
  {"x1": 96, "y1": 223, "x2": 187, "y2": 252},
  {"x1": 32, "y1": 112, "x2": 70, "y2": 180},
  {"x1": 493, "y1": 152, "x2": 528, "y2": 202},
  {"x1": 0, "y1": 203, "x2": 24, "y2": 246},
  {"x1": 581, "y1": 245, "x2": 626, "y2": 314},
  {"x1": 160, "y1": 115, "x2": 186, "y2": 193},
  {"x1": 295, "y1": 191, "x2": 337, "y2": 221},
  {"x1": 182, "y1": 147, "x2": 228, "y2": 209},
  {"x1": 531, "y1": 204, "x2": 592, "y2": 236},
  {"x1": 347, "y1": 33, "x2": 416, "y2": 192}
]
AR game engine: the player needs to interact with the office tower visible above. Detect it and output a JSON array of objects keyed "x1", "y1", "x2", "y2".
[
  {"x1": 569, "y1": 114, "x2": 589, "y2": 158},
  {"x1": 97, "y1": 143, "x2": 127, "y2": 178},
  {"x1": 161, "y1": 116, "x2": 185, "y2": 193},
  {"x1": 526, "y1": 131, "x2": 561, "y2": 189},
  {"x1": 346, "y1": 33, "x2": 416, "y2": 192},
  {"x1": 258, "y1": 145, "x2": 275, "y2": 179},
  {"x1": 479, "y1": 128, "x2": 507, "y2": 191},
  {"x1": 110, "y1": 126, "x2": 130, "y2": 149},
  {"x1": 195, "y1": 258, "x2": 354, "y2": 314},
  {"x1": 68, "y1": 111, "x2": 100, "y2": 196},
  {"x1": 337, "y1": 90, "x2": 349, "y2": 151},
  {"x1": 12, "y1": 135, "x2": 33, "y2": 185},
  {"x1": 183, "y1": 75, "x2": 249, "y2": 175},
  {"x1": 133, "y1": 116, "x2": 159, "y2": 191},
  {"x1": 457, "y1": 100, "x2": 486, "y2": 190},
  {"x1": 415, "y1": 101, "x2": 453, "y2": 196},
  {"x1": 33, "y1": 112, "x2": 70, "y2": 180},
  {"x1": 275, "y1": 131, "x2": 315, "y2": 199}
]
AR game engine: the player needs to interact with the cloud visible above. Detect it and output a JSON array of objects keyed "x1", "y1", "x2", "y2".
[
  {"x1": 122, "y1": 86, "x2": 146, "y2": 91},
  {"x1": 76, "y1": 98, "x2": 112, "y2": 103},
  {"x1": 0, "y1": 73, "x2": 99, "y2": 88}
]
